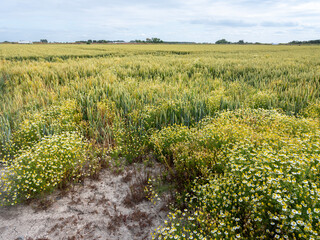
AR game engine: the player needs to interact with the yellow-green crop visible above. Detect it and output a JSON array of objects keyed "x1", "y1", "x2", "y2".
[{"x1": 0, "y1": 44, "x2": 320, "y2": 238}]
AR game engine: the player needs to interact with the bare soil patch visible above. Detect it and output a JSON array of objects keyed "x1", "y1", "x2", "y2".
[{"x1": 0, "y1": 163, "x2": 168, "y2": 240}]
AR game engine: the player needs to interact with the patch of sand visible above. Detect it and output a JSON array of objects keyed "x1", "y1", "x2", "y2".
[{"x1": 0, "y1": 164, "x2": 168, "y2": 240}]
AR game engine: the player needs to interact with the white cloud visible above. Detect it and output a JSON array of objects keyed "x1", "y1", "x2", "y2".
[{"x1": 0, "y1": 0, "x2": 319, "y2": 43}]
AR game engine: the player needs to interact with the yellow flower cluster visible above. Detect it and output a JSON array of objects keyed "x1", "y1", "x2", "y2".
[
  {"x1": 0, "y1": 101, "x2": 87, "y2": 205},
  {"x1": 153, "y1": 109, "x2": 320, "y2": 239},
  {"x1": 1, "y1": 100, "x2": 81, "y2": 162},
  {"x1": 145, "y1": 178, "x2": 161, "y2": 205},
  {"x1": 1, "y1": 132, "x2": 87, "y2": 205}
]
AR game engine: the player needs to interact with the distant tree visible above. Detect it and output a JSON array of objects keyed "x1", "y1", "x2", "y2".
[
  {"x1": 288, "y1": 40, "x2": 301, "y2": 45},
  {"x1": 309, "y1": 40, "x2": 320, "y2": 44},
  {"x1": 87, "y1": 39, "x2": 93, "y2": 44},
  {"x1": 215, "y1": 39, "x2": 230, "y2": 44},
  {"x1": 237, "y1": 40, "x2": 245, "y2": 44},
  {"x1": 151, "y1": 38, "x2": 163, "y2": 43},
  {"x1": 131, "y1": 40, "x2": 144, "y2": 43},
  {"x1": 40, "y1": 39, "x2": 48, "y2": 43},
  {"x1": 145, "y1": 38, "x2": 163, "y2": 43},
  {"x1": 288, "y1": 40, "x2": 320, "y2": 45},
  {"x1": 130, "y1": 38, "x2": 163, "y2": 43}
]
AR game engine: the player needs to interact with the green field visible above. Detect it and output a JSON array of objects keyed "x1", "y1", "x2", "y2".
[{"x1": 1, "y1": 44, "x2": 320, "y2": 239}]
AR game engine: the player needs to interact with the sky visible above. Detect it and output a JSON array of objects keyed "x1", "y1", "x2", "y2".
[{"x1": 0, "y1": 0, "x2": 319, "y2": 43}]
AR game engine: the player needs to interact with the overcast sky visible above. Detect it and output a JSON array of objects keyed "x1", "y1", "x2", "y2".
[{"x1": 1, "y1": 0, "x2": 319, "y2": 43}]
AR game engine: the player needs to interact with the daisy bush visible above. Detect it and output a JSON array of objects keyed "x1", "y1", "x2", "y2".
[
  {"x1": 303, "y1": 101, "x2": 320, "y2": 119},
  {"x1": 153, "y1": 109, "x2": 320, "y2": 239},
  {"x1": 1, "y1": 100, "x2": 81, "y2": 162},
  {"x1": 0, "y1": 132, "x2": 87, "y2": 205},
  {"x1": 0, "y1": 101, "x2": 87, "y2": 205}
]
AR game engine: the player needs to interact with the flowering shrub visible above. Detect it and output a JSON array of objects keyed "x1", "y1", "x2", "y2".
[
  {"x1": 153, "y1": 109, "x2": 320, "y2": 239},
  {"x1": 0, "y1": 132, "x2": 87, "y2": 205},
  {"x1": 249, "y1": 90, "x2": 276, "y2": 109},
  {"x1": 1, "y1": 100, "x2": 81, "y2": 161},
  {"x1": 151, "y1": 125, "x2": 193, "y2": 168},
  {"x1": 111, "y1": 118, "x2": 149, "y2": 162},
  {"x1": 0, "y1": 101, "x2": 88, "y2": 206},
  {"x1": 303, "y1": 101, "x2": 320, "y2": 119}
]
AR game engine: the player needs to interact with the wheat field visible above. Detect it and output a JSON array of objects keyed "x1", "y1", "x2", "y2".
[{"x1": 1, "y1": 44, "x2": 320, "y2": 239}]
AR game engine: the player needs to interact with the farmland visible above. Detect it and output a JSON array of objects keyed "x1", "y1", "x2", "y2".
[{"x1": 1, "y1": 44, "x2": 320, "y2": 239}]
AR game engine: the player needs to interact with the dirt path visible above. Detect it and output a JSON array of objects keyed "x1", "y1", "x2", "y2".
[{"x1": 0, "y1": 164, "x2": 168, "y2": 240}]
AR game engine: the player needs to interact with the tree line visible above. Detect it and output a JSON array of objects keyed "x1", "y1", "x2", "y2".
[{"x1": 1, "y1": 38, "x2": 320, "y2": 45}]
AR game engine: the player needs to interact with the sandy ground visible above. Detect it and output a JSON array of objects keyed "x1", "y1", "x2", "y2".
[{"x1": 0, "y1": 163, "x2": 169, "y2": 240}]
